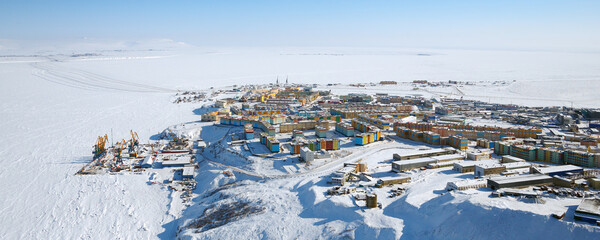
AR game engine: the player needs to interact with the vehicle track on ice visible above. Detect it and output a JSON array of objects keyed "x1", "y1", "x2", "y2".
[{"x1": 31, "y1": 61, "x2": 178, "y2": 93}]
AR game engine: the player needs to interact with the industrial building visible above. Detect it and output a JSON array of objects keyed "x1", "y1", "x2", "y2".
[
  {"x1": 487, "y1": 174, "x2": 553, "y2": 190},
  {"x1": 392, "y1": 154, "x2": 464, "y2": 172},
  {"x1": 466, "y1": 149, "x2": 491, "y2": 160},
  {"x1": 452, "y1": 160, "x2": 498, "y2": 173},
  {"x1": 501, "y1": 155, "x2": 525, "y2": 163},
  {"x1": 182, "y1": 165, "x2": 195, "y2": 180},
  {"x1": 530, "y1": 165, "x2": 583, "y2": 177},
  {"x1": 574, "y1": 198, "x2": 600, "y2": 224},
  {"x1": 446, "y1": 179, "x2": 487, "y2": 191},
  {"x1": 393, "y1": 148, "x2": 456, "y2": 161},
  {"x1": 474, "y1": 163, "x2": 506, "y2": 176},
  {"x1": 375, "y1": 176, "x2": 411, "y2": 188}
]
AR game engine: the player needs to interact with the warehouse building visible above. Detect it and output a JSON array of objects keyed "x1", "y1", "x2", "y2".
[
  {"x1": 375, "y1": 176, "x2": 411, "y2": 188},
  {"x1": 574, "y1": 198, "x2": 600, "y2": 224},
  {"x1": 392, "y1": 154, "x2": 464, "y2": 172},
  {"x1": 182, "y1": 165, "x2": 195, "y2": 180},
  {"x1": 453, "y1": 160, "x2": 498, "y2": 173},
  {"x1": 393, "y1": 148, "x2": 456, "y2": 161},
  {"x1": 530, "y1": 165, "x2": 583, "y2": 177},
  {"x1": 474, "y1": 163, "x2": 506, "y2": 177},
  {"x1": 487, "y1": 174, "x2": 553, "y2": 190},
  {"x1": 446, "y1": 179, "x2": 487, "y2": 191},
  {"x1": 501, "y1": 155, "x2": 525, "y2": 163},
  {"x1": 466, "y1": 149, "x2": 491, "y2": 160}
]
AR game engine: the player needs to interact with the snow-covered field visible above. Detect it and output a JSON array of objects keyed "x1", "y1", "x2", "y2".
[{"x1": 1, "y1": 43, "x2": 600, "y2": 239}]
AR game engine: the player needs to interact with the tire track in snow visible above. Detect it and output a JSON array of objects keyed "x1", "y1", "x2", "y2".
[{"x1": 30, "y1": 62, "x2": 178, "y2": 93}]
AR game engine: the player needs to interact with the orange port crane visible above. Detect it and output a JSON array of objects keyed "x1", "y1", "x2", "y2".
[
  {"x1": 93, "y1": 134, "x2": 109, "y2": 158},
  {"x1": 129, "y1": 130, "x2": 139, "y2": 150},
  {"x1": 115, "y1": 139, "x2": 127, "y2": 164}
]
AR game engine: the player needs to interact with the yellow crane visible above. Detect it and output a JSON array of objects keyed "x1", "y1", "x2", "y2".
[
  {"x1": 129, "y1": 130, "x2": 139, "y2": 152},
  {"x1": 93, "y1": 134, "x2": 109, "y2": 158}
]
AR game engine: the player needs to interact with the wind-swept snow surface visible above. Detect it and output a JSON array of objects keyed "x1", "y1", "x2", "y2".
[{"x1": 1, "y1": 45, "x2": 600, "y2": 239}]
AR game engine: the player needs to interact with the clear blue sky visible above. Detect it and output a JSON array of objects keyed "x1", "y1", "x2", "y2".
[{"x1": 1, "y1": 0, "x2": 599, "y2": 50}]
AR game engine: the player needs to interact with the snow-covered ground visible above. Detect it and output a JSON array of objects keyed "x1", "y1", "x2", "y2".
[{"x1": 1, "y1": 43, "x2": 600, "y2": 239}]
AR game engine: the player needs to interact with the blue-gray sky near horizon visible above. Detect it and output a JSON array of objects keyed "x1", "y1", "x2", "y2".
[{"x1": 1, "y1": 0, "x2": 599, "y2": 51}]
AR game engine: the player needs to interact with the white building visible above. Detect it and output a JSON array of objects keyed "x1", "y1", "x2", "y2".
[
  {"x1": 446, "y1": 179, "x2": 487, "y2": 191},
  {"x1": 300, "y1": 147, "x2": 314, "y2": 162}
]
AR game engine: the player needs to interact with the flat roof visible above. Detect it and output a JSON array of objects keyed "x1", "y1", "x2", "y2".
[
  {"x1": 536, "y1": 165, "x2": 583, "y2": 174},
  {"x1": 502, "y1": 155, "x2": 525, "y2": 161},
  {"x1": 393, "y1": 157, "x2": 437, "y2": 165},
  {"x1": 475, "y1": 163, "x2": 504, "y2": 169},
  {"x1": 448, "y1": 178, "x2": 487, "y2": 188},
  {"x1": 431, "y1": 154, "x2": 465, "y2": 161},
  {"x1": 454, "y1": 160, "x2": 498, "y2": 167},
  {"x1": 489, "y1": 174, "x2": 552, "y2": 185},
  {"x1": 395, "y1": 148, "x2": 454, "y2": 157},
  {"x1": 379, "y1": 176, "x2": 411, "y2": 181},
  {"x1": 182, "y1": 166, "x2": 195, "y2": 176},
  {"x1": 576, "y1": 198, "x2": 600, "y2": 216},
  {"x1": 502, "y1": 162, "x2": 531, "y2": 169},
  {"x1": 160, "y1": 155, "x2": 192, "y2": 165}
]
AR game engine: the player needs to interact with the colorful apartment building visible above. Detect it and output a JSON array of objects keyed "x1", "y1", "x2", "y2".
[
  {"x1": 355, "y1": 132, "x2": 379, "y2": 146},
  {"x1": 315, "y1": 126, "x2": 327, "y2": 138},
  {"x1": 307, "y1": 139, "x2": 340, "y2": 151},
  {"x1": 510, "y1": 145, "x2": 537, "y2": 161},
  {"x1": 394, "y1": 122, "x2": 541, "y2": 139},
  {"x1": 335, "y1": 122, "x2": 355, "y2": 137},
  {"x1": 563, "y1": 150, "x2": 600, "y2": 168},
  {"x1": 536, "y1": 148, "x2": 563, "y2": 164},
  {"x1": 244, "y1": 124, "x2": 254, "y2": 140},
  {"x1": 423, "y1": 131, "x2": 441, "y2": 145},
  {"x1": 449, "y1": 135, "x2": 469, "y2": 150},
  {"x1": 265, "y1": 136, "x2": 280, "y2": 153},
  {"x1": 494, "y1": 141, "x2": 512, "y2": 155}
]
